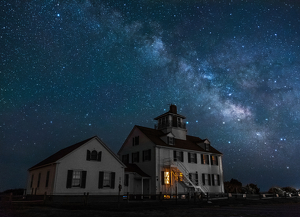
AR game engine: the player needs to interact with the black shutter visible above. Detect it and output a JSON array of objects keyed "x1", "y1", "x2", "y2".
[
  {"x1": 167, "y1": 136, "x2": 169, "y2": 144},
  {"x1": 207, "y1": 155, "x2": 209, "y2": 165},
  {"x1": 208, "y1": 174, "x2": 211, "y2": 186},
  {"x1": 161, "y1": 171, "x2": 165, "y2": 185},
  {"x1": 195, "y1": 154, "x2": 198, "y2": 163},
  {"x1": 97, "y1": 151, "x2": 102, "y2": 161},
  {"x1": 188, "y1": 153, "x2": 191, "y2": 163},
  {"x1": 98, "y1": 172, "x2": 104, "y2": 188},
  {"x1": 81, "y1": 171, "x2": 87, "y2": 188},
  {"x1": 210, "y1": 156, "x2": 213, "y2": 165},
  {"x1": 111, "y1": 172, "x2": 115, "y2": 189},
  {"x1": 173, "y1": 151, "x2": 177, "y2": 161},
  {"x1": 149, "y1": 149, "x2": 151, "y2": 161},
  {"x1": 217, "y1": 175, "x2": 220, "y2": 186},
  {"x1": 202, "y1": 174, "x2": 205, "y2": 185},
  {"x1": 196, "y1": 173, "x2": 199, "y2": 185},
  {"x1": 142, "y1": 150, "x2": 145, "y2": 162},
  {"x1": 189, "y1": 173, "x2": 192, "y2": 181},
  {"x1": 211, "y1": 174, "x2": 215, "y2": 186},
  {"x1": 66, "y1": 170, "x2": 73, "y2": 188},
  {"x1": 181, "y1": 152, "x2": 184, "y2": 162},
  {"x1": 201, "y1": 154, "x2": 204, "y2": 164},
  {"x1": 86, "y1": 150, "x2": 90, "y2": 161},
  {"x1": 216, "y1": 156, "x2": 218, "y2": 165},
  {"x1": 137, "y1": 152, "x2": 139, "y2": 162},
  {"x1": 132, "y1": 138, "x2": 134, "y2": 146},
  {"x1": 136, "y1": 136, "x2": 139, "y2": 145}
]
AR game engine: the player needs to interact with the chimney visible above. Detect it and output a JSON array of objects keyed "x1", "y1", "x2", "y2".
[{"x1": 169, "y1": 104, "x2": 177, "y2": 114}]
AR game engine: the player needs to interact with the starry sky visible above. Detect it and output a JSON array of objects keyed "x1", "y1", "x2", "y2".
[{"x1": 1, "y1": 0, "x2": 300, "y2": 192}]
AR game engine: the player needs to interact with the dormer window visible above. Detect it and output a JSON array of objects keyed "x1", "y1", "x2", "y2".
[
  {"x1": 167, "y1": 136, "x2": 174, "y2": 145},
  {"x1": 205, "y1": 143, "x2": 210, "y2": 151}
]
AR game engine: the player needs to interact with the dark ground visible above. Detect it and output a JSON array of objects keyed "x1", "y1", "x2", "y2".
[{"x1": 1, "y1": 197, "x2": 300, "y2": 217}]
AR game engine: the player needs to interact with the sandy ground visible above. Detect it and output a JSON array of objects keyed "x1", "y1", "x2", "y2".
[{"x1": 1, "y1": 198, "x2": 300, "y2": 217}]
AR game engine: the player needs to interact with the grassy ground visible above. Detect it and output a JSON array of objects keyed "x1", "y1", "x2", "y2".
[{"x1": 1, "y1": 197, "x2": 300, "y2": 217}]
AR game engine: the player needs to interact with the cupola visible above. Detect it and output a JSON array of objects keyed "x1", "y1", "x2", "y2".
[{"x1": 154, "y1": 104, "x2": 187, "y2": 140}]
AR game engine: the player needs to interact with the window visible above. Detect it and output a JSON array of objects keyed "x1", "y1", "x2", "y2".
[
  {"x1": 211, "y1": 155, "x2": 218, "y2": 165},
  {"x1": 98, "y1": 171, "x2": 115, "y2": 189},
  {"x1": 161, "y1": 171, "x2": 170, "y2": 185},
  {"x1": 211, "y1": 174, "x2": 220, "y2": 186},
  {"x1": 173, "y1": 151, "x2": 184, "y2": 162},
  {"x1": 132, "y1": 152, "x2": 139, "y2": 163},
  {"x1": 201, "y1": 154, "x2": 209, "y2": 164},
  {"x1": 66, "y1": 170, "x2": 87, "y2": 188},
  {"x1": 189, "y1": 172, "x2": 198, "y2": 185},
  {"x1": 132, "y1": 136, "x2": 139, "y2": 146},
  {"x1": 122, "y1": 154, "x2": 129, "y2": 164},
  {"x1": 205, "y1": 143, "x2": 210, "y2": 151},
  {"x1": 202, "y1": 173, "x2": 211, "y2": 186},
  {"x1": 143, "y1": 149, "x2": 151, "y2": 161},
  {"x1": 124, "y1": 174, "x2": 129, "y2": 186},
  {"x1": 30, "y1": 174, "x2": 34, "y2": 188},
  {"x1": 45, "y1": 171, "x2": 50, "y2": 188},
  {"x1": 37, "y1": 173, "x2": 41, "y2": 187},
  {"x1": 188, "y1": 153, "x2": 197, "y2": 163},
  {"x1": 167, "y1": 136, "x2": 174, "y2": 145},
  {"x1": 86, "y1": 150, "x2": 102, "y2": 161}
]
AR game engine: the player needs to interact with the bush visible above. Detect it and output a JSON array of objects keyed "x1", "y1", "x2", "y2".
[
  {"x1": 242, "y1": 183, "x2": 260, "y2": 194},
  {"x1": 224, "y1": 179, "x2": 242, "y2": 193}
]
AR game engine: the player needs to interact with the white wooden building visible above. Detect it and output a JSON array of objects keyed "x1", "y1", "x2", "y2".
[
  {"x1": 26, "y1": 136, "x2": 125, "y2": 195},
  {"x1": 118, "y1": 104, "x2": 224, "y2": 195}
]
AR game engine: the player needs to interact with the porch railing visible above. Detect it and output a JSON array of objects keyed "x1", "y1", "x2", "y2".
[{"x1": 163, "y1": 158, "x2": 208, "y2": 194}]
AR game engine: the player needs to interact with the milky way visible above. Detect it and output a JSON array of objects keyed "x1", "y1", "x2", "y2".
[{"x1": 1, "y1": 1, "x2": 300, "y2": 191}]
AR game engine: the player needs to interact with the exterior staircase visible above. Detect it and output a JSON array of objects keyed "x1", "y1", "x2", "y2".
[{"x1": 164, "y1": 158, "x2": 208, "y2": 194}]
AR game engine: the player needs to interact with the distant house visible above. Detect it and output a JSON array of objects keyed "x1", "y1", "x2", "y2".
[
  {"x1": 26, "y1": 136, "x2": 125, "y2": 195},
  {"x1": 118, "y1": 104, "x2": 224, "y2": 195}
]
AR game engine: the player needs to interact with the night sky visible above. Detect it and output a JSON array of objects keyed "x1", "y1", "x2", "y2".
[{"x1": 1, "y1": 0, "x2": 300, "y2": 192}]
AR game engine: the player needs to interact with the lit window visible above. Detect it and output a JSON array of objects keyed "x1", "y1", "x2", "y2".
[
  {"x1": 211, "y1": 156, "x2": 218, "y2": 165},
  {"x1": 164, "y1": 171, "x2": 170, "y2": 184},
  {"x1": 201, "y1": 154, "x2": 209, "y2": 164}
]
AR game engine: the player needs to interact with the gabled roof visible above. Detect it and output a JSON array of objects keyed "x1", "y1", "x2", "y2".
[
  {"x1": 29, "y1": 136, "x2": 96, "y2": 171},
  {"x1": 125, "y1": 164, "x2": 150, "y2": 177},
  {"x1": 135, "y1": 125, "x2": 222, "y2": 155},
  {"x1": 29, "y1": 136, "x2": 126, "y2": 171}
]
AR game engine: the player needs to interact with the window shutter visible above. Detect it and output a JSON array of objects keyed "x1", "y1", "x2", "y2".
[
  {"x1": 181, "y1": 152, "x2": 184, "y2": 162},
  {"x1": 149, "y1": 149, "x2": 151, "y2": 161},
  {"x1": 216, "y1": 156, "x2": 218, "y2": 165},
  {"x1": 201, "y1": 154, "x2": 204, "y2": 164},
  {"x1": 98, "y1": 172, "x2": 104, "y2": 189},
  {"x1": 136, "y1": 136, "x2": 139, "y2": 145},
  {"x1": 207, "y1": 155, "x2": 210, "y2": 165},
  {"x1": 131, "y1": 153, "x2": 134, "y2": 163},
  {"x1": 202, "y1": 174, "x2": 205, "y2": 185},
  {"x1": 211, "y1": 174, "x2": 215, "y2": 186},
  {"x1": 66, "y1": 170, "x2": 73, "y2": 188},
  {"x1": 132, "y1": 138, "x2": 134, "y2": 146},
  {"x1": 124, "y1": 174, "x2": 129, "y2": 186},
  {"x1": 173, "y1": 151, "x2": 177, "y2": 161},
  {"x1": 210, "y1": 156, "x2": 213, "y2": 165},
  {"x1": 195, "y1": 154, "x2": 198, "y2": 163},
  {"x1": 217, "y1": 175, "x2": 220, "y2": 186},
  {"x1": 137, "y1": 152, "x2": 139, "y2": 163},
  {"x1": 142, "y1": 150, "x2": 145, "y2": 162},
  {"x1": 188, "y1": 153, "x2": 191, "y2": 163},
  {"x1": 208, "y1": 173, "x2": 211, "y2": 186},
  {"x1": 97, "y1": 151, "x2": 102, "y2": 161},
  {"x1": 161, "y1": 171, "x2": 165, "y2": 185},
  {"x1": 86, "y1": 150, "x2": 90, "y2": 161},
  {"x1": 111, "y1": 172, "x2": 115, "y2": 189},
  {"x1": 189, "y1": 173, "x2": 192, "y2": 181},
  {"x1": 81, "y1": 171, "x2": 87, "y2": 188},
  {"x1": 167, "y1": 136, "x2": 169, "y2": 144}
]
